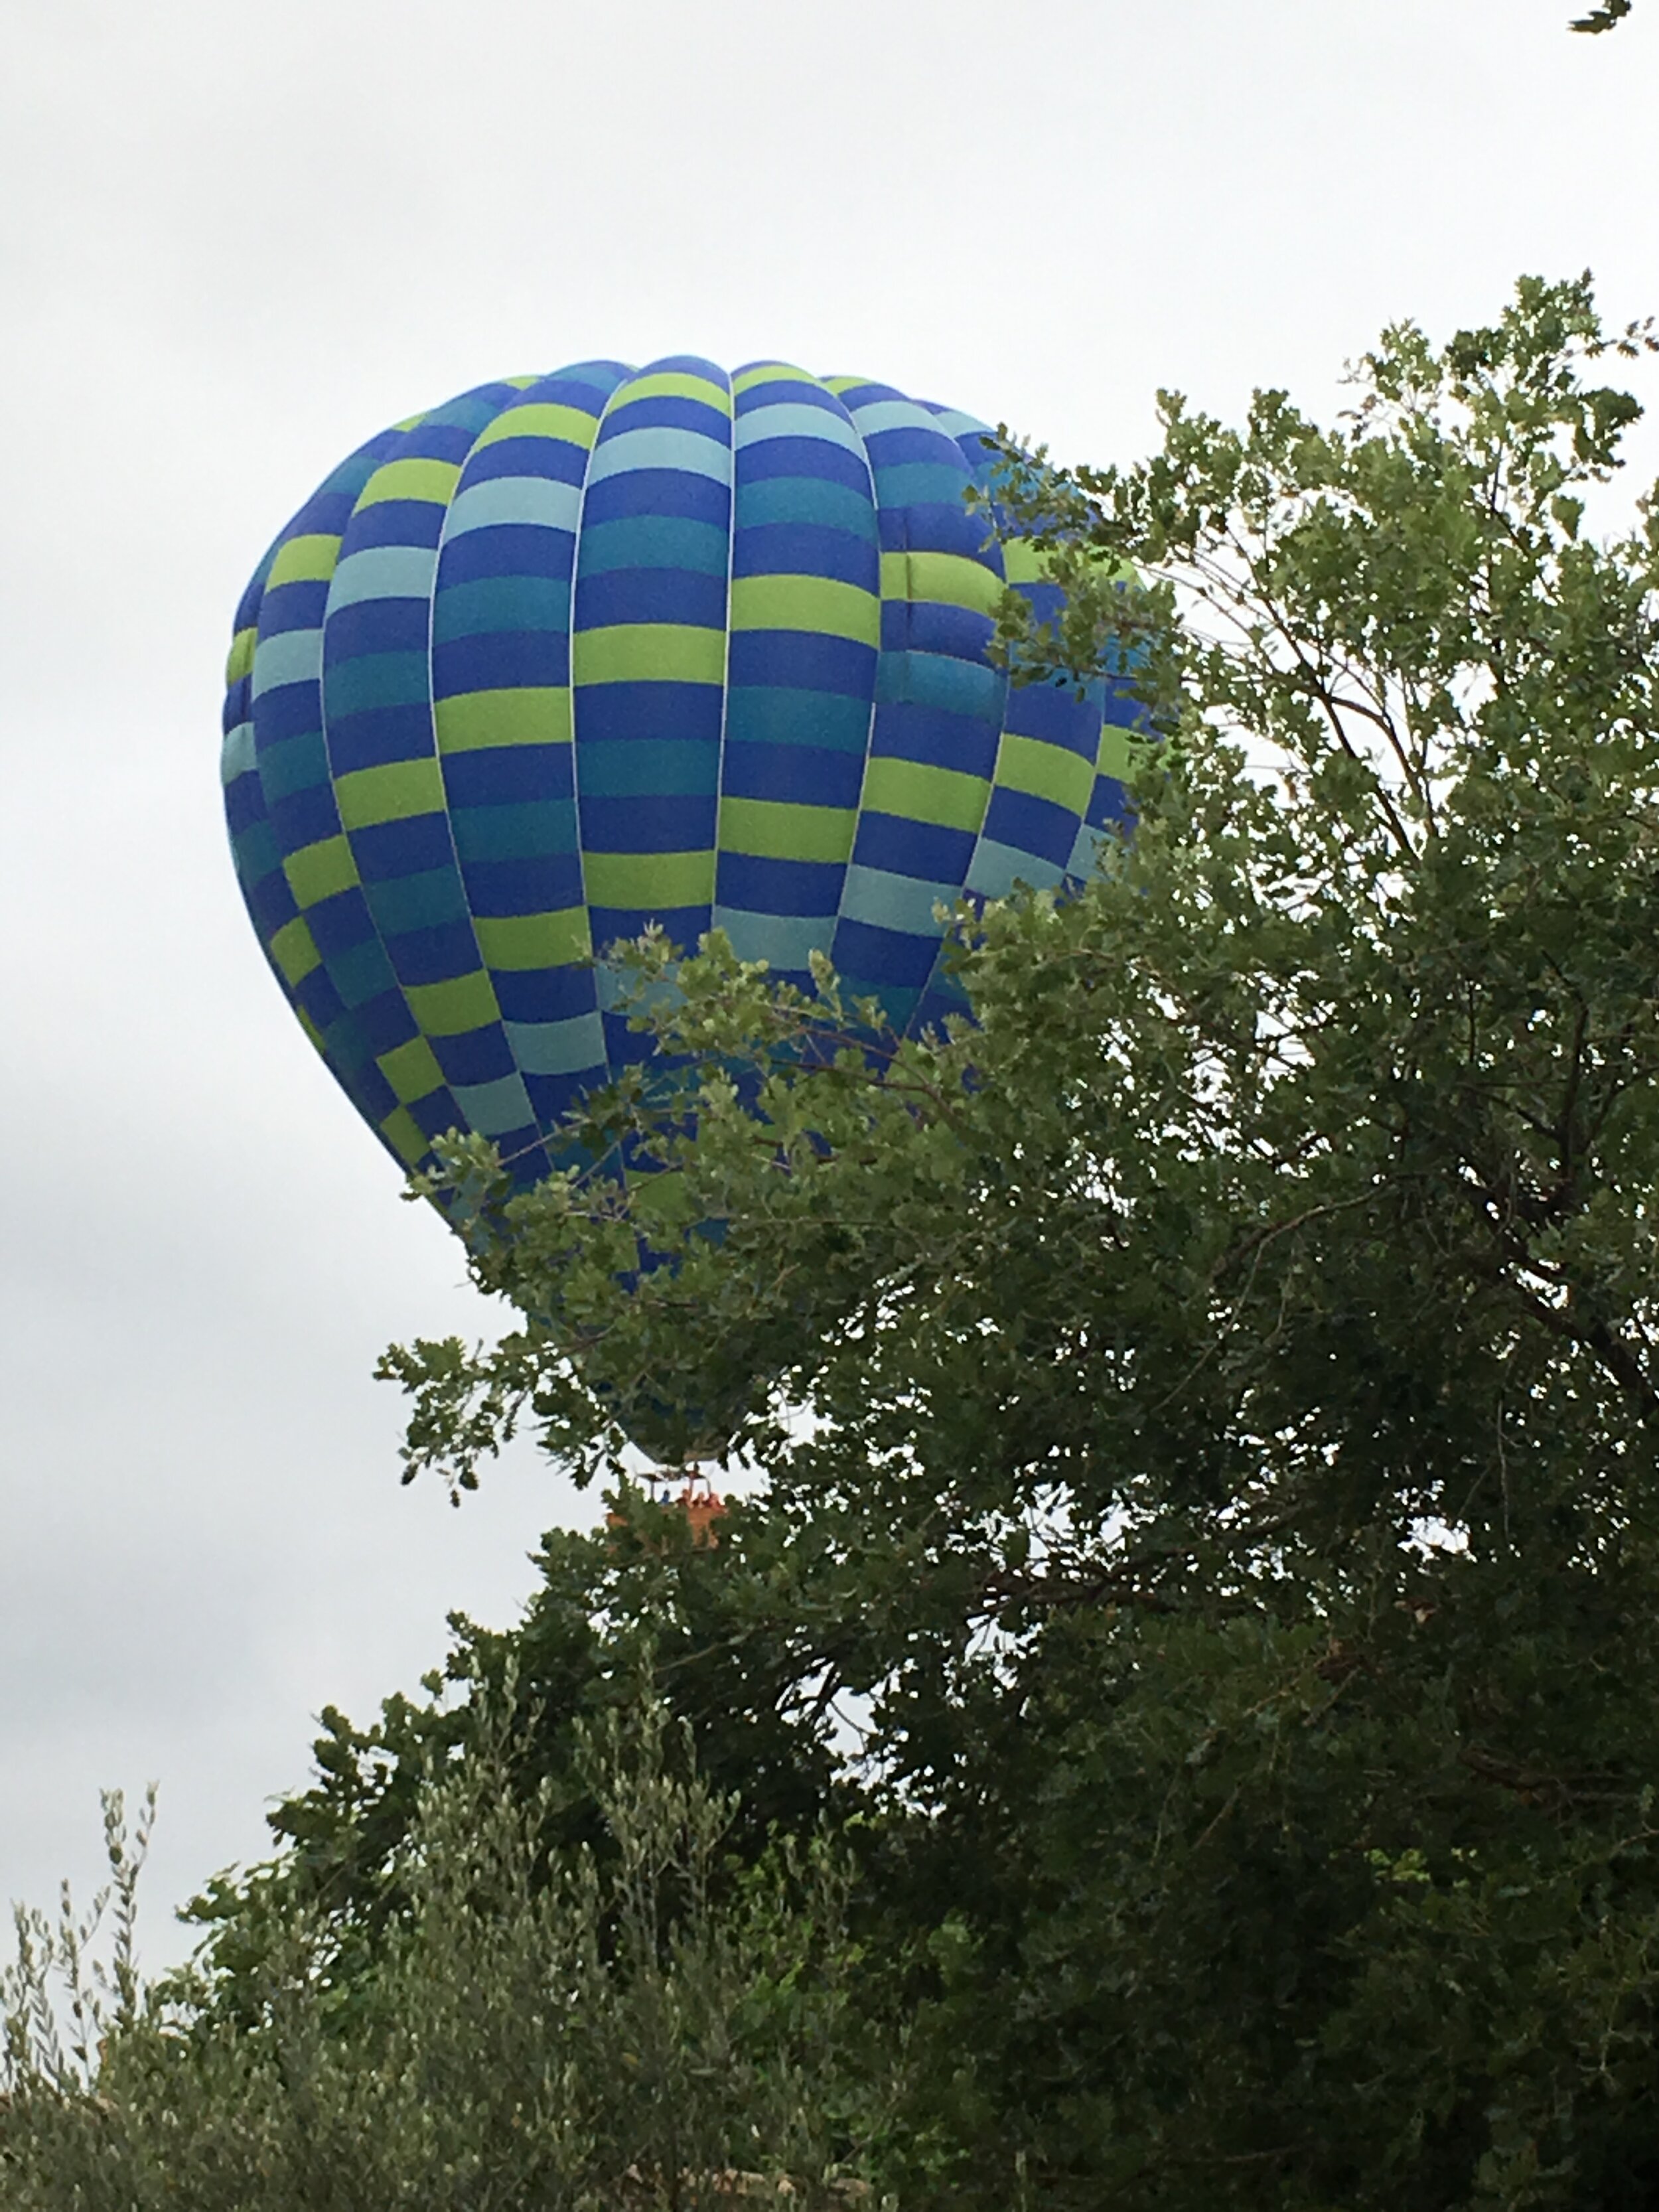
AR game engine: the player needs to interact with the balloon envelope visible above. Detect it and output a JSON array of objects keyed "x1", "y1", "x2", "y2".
[{"x1": 222, "y1": 357, "x2": 1137, "y2": 1189}]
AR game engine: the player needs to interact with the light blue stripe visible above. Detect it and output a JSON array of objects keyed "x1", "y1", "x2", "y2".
[
  {"x1": 839, "y1": 865, "x2": 958, "y2": 937},
  {"x1": 924, "y1": 406, "x2": 993, "y2": 440},
  {"x1": 505, "y1": 1012, "x2": 607, "y2": 1076},
  {"x1": 220, "y1": 721, "x2": 255, "y2": 784},
  {"x1": 734, "y1": 404, "x2": 863, "y2": 455},
  {"x1": 964, "y1": 839, "x2": 1064, "y2": 901},
  {"x1": 587, "y1": 427, "x2": 731, "y2": 486},
  {"x1": 328, "y1": 545, "x2": 437, "y2": 607},
  {"x1": 846, "y1": 400, "x2": 938, "y2": 435},
  {"x1": 877, "y1": 651, "x2": 1003, "y2": 720},
  {"x1": 1068, "y1": 823, "x2": 1114, "y2": 880},
  {"x1": 713, "y1": 909, "x2": 833, "y2": 970},
  {"x1": 445, "y1": 477, "x2": 582, "y2": 537},
  {"x1": 595, "y1": 967, "x2": 682, "y2": 1016},
  {"x1": 251, "y1": 627, "x2": 322, "y2": 698},
  {"x1": 450, "y1": 1071, "x2": 536, "y2": 1137}
]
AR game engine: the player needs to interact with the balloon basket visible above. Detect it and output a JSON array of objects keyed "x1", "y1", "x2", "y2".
[{"x1": 607, "y1": 1468, "x2": 726, "y2": 1550}]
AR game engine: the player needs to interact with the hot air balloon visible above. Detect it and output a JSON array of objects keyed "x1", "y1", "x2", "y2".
[{"x1": 221, "y1": 356, "x2": 1137, "y2": 1195}]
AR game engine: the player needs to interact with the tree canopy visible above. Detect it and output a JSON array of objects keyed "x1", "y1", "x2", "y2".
[
  {"x1": 1571, "y1": 1, "x2": 1634, "y2": 32},
  {"x1": 344, "y1": 273, "x2": 1659, "y2": 2207}
]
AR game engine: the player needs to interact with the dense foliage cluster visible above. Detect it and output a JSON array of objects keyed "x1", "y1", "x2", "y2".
[
  {"x1": 7, "y1": 275, "x2": 1659, "y2": 2210},
  {"x1": 1571, "y1": 1, "x2": 1634, "y2": 34},
  {"x1": 2, "y1": 1706, "x2": 891, "y2": 2209}
]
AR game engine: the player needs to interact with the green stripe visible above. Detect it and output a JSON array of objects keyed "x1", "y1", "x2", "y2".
[
  {"x1": 472, "y1": 402, "x2": 600, "y2": 451},
  {"x1": 1002, "y1": 546, "x2": 1137, "y2": 587},
  {"x1": 403, "y1": 971, "x2": 500, "y2": 1036},
  {"x1": 1000, "y1": 542, "x2": 1050, "y2": 585},
  {"x1": 729, "y1": 575, "x2": 879, "y2": 645},
  {"x1": 609, "y1": 372, "x2": 732, "y2": 416},
  {"x1": 995, "y1": 734, "x2": 1095, "y2": 813},
  {"x1": 881, "y1": 550, "x2": 1004, "y2": 617},
  {"x1": 862, "y1": 757, "x2": 989, "y2": 834},
  {"x1": 436, "y1": 688, "x2": 573, "y2": 752},
  {"x1": 269, "y1": 915, "x2": 321, "y2": 988},
  {"x1": 335, "y1": 757, "x2": 447, "y2": 829},
  {"x1": 573, "y1": 625, "x2": 726, "y2": 686},
  {"x1": 268, "y1": 533, "x2": 341, "y2": 587},
  {"x1": 719, "y1": 797, "x2": 856, "y2": 863},
  {"x1": 584, "y1": 849, "x2": 715, "y2": 910},
  {"x1": 731, "y1": 362, "x2": 814, "y2": 395},
  {"x1": 473, "y1": 908, "x2": 592, "y2": 970},
  {"x1": 379, "y1": 1106, "x2": 430, "y2": 1164},
  {"x1": 359, "y1": 458, "x2": 462, "y2": 508},
  {"x1": 225, "y1": 627, "x2": 257, "y2": 686},
  {"x1": 283, "y1": 835, "x2": 359, "y2": 908},
  {"x1": 1098, "y1": 725, "x2": 1139, "y2": 781},
  {"x1": 378, "y1": 1035, "x2": 447, "y2": 1104}
]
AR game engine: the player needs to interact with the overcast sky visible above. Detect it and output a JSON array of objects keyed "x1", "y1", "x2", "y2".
[{"x1": 3, "y1": 0, "x2": 1656, "y2": 1972}]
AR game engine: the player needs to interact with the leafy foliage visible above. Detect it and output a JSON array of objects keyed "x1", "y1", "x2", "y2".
[
  {"x1": 1, "y1": 1702, "x2": 894, "y2": 2211},
  {"x1": 1571, "y1": 0, "x2": 1634, "y2": 32},
  {"x1": 364, "y1": 274, "x2": 1659, "y2": 2209}
]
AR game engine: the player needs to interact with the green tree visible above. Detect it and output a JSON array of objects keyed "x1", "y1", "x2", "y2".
[
  {"x1": 1, "y1": 1702, "x2": 895, "y2": 2211},
  {"x1": 374, "y1": 272, "x2": 1659, "y2": 2209},
  {"x1": 37, "y1": 272, "x2": 1659, "y2": 2210},
  {"x1": 1571, "y1": 1, "x2": 1634, "y2": 32}
]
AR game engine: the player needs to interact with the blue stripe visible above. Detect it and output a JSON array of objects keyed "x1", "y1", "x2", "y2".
[
  {"x1": 721, "y1": 741, "x2": 861, "y2": 808},
  {"x1": 433, "y1": 629, "x2": 568, "y2": 694},
  {"x1": 372, "y1": 917, "x2": 480, "y2": 986},
  {"x1": 496, "y1": 966, "x2": 598, "y2": 1024},
  {"x1": 431, "y1": 1027, "x2": 518, "y2": 1087},
  {"x1": 730, "y1": 522, "x2": 877, "y2": 587},
  {"x1": 979, "y1": 786, "x2": 1079, "y2": 866},
  {"x1": 727, "y1": 631, "x2": 875, "y2": 696},
  {"x1": 581, "y1": 469, "x2": 731, "y2": 529},
  {"x1": 463, "y1": 853, "x2": 586, "y2": 919},
  {"x1": 606, "y1": 394, "x2": 731, "y2": 440},
  {"x1": 715, "y1": 853, "x2": 843, "y2": 913},
  {"x1": 575, "y1": 567, "x2": 727, "y2": 630},
  {"x1": 441, "y1": 745, "x2": 573, "y2": 807},
  {"x1": 574, "y1": 682, "x2": 724, "y2": 744},
  {"x1": 580, "y1": 794, "x2": 718, "y2": 851},
  {"x1": 736, "y1": 439, "x2": 871, "y2": 497},
  {"x1": 437, "y1": 523, "x2": 575, "y2": 587},
  {"x1": 853, "y1": 814, "x2": 977, "y2": 882}
]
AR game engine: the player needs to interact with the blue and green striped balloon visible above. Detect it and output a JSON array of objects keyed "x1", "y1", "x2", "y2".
[{"x1": 221, "y1": 357, "x2": 1137, "y2": 1188}]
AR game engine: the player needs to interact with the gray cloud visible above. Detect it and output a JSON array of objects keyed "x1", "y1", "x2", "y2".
[{"x1": 3, "y1": 0, "x2": 1654, "y2": 1968}]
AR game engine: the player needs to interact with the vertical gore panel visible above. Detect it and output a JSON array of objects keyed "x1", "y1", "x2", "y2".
[
  {"x1": 323, "y1": 383, "x2": 549, "y2": 1168},
  {"x1": 824, "y1": 381, "x2": 1007, "y2": 1032},
  {"x1": 571, "y1": 354, "x2": 734, "y2": 1068},
  {"x1": 246, "y1": 433, "x2": 470, "y2": 1168},
  {"x1": 716, "y1": 363, "x2": 880, "y2": 988},
  {"x1": 433, "y1": 362, "x2": 631, "y2": 1140}
]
